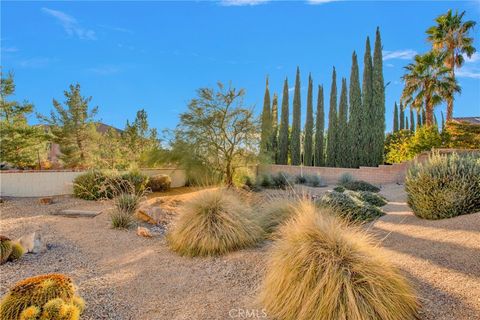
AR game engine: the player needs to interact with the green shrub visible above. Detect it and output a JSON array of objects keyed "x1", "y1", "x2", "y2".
[
  {"x1": 271, "y1": 172, "x2": 291, "y2": 189},
  {"x1": 333, "y1": 186, "x2": 345, "y2": 192},
  {"x1": 110, "y1": 210, "x2": 134, "y2": 229},
  {"x1": 406, "y1": 152, "x2": 480, "y2": 219},
  {"x1": 342, "y1": 180, "x2": 380, "y2": 192},
  {"x1": 147, "y1": 174, "x2": 171, "y2": 192},
  {"x1": 338, "y1": 172, "x2": 354, "y2": 185},
  {"x1": 0, "y1": 274, "x2": 84, "y2": 320},
  {"x1": 259, "y1": 174, "x2": 273, "y2": 188},
  {"x1": 73, "y1": 170, "x2": 113, "y2": 200},
  {"x1": 260, "y1": 201, "x2": 419, "y2": 320},
  {"x1": 294, "y1": 174, "x2": 307, "y2": 184},
  {"x1": 317, "y1": 191, "x2": 384, "y2": 222},
  {"x1": 346, "y1": 190, "x2": 387, "y2": 207},
  {"x1": 120, "y1": 170, "x2": 149, "y2": 192},
  {"x1": 305, "y1": 174, "x2": 326, "y2": 187}
]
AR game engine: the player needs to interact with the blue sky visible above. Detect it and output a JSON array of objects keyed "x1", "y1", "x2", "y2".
[{"x1": 2, "y1": 0, "x2": 479, "y2": 135}]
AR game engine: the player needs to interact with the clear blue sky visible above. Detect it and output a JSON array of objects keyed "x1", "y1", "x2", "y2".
[{"x1": 2, "y1": 0, "x2": 479, "y2": 134}]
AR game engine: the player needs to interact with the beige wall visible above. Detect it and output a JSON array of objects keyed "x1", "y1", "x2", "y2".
[{"x1": 0, "y1": 169, "x2": 186, "y2": 197}]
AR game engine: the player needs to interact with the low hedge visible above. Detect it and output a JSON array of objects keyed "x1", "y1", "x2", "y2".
[
  {"x1": 317, "y1": 191, "x2": 384, "y2": 222},
  {"x1": 342, "y1": 180, "x2": 380, "y2": 193}
]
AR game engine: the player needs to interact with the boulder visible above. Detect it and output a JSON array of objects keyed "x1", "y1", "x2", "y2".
[
  {"x1": 137, "y1": 227, "x2": 152, "y2": 238},
  {"x1": 17, "y1": 232, "x2": 46, "y2": 254},
  {"x1": 39, "y1": 197, "x2": 54, "y2": 205}
]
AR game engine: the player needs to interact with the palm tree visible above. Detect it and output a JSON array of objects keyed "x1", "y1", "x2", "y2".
[
  {"x1": 401, "y1": 51, "x2": 459, "y2": 126},
  {"x1": 426, "y1": 9, "x2": 476, "y2": 122}
]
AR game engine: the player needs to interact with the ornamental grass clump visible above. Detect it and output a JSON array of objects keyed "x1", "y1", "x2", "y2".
[
  {"x1": 110, "y1": 178, "x2": 149, "y2": 229},
  {"x1": 260, "y1": 201, "x2": 419, "y2": 320},
  {"x1": 256, "y1": 198, "x2": 298, "y2": 235},
  {"x1": 0, "y1": 274, "x2": 84, "y2": 320},
  {"x1": 167, "y1": 189, "x2": 263, "y2": 256},
  {"x1": 406, "y1": 152, "x2": 480, "y2": 219}
]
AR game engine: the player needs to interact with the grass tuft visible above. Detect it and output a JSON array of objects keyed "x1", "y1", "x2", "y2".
[{"x1": 260, "y1": 201, "x2": 419, "y2": 320}]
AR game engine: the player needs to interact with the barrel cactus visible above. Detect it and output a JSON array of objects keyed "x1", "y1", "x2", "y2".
[
  {"x1": 8, "y1": 242, "x2": 25, "y2": 262},
  {"x1": 0, "y1": 274, "x2": 84, "y2": 320},
  {"x1": 0, "y1": 236, "x2": 13, "y2": 264}
]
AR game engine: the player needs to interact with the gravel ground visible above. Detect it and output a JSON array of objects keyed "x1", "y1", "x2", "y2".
[{"x1": 1, "y1": 185, "x2": 479, "y2": 319}]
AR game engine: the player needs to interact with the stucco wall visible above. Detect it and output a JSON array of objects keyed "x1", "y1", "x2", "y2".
[{"x1": 0, "y1": 169, "x2": 186, "y2": 197}]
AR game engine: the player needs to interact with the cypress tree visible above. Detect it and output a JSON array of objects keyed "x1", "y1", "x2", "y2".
[
  {"x1": 326, "y1": 67, "x2": 338, "y2": 167},
  {"x1": 291, "y1": 67, "x2": 302, "y2": 165},
  {"x1": 337, "y1": 78, "x2": 349, "y2": 167},
  {"x1": 303, "y1": 74, "x2": 314, "y2": 166},
  {"x1": 410, "y1": 108, "x2": 415, "y2": 131},
  {"x1": 314, "y1": 85, "x2": 325, "y2": 166},
  {"x1": 278, "y1": 78, "x2": 290, "y2": 165},
  {"x1": 406, "y1": 116, "x2": 409, "y2": 131},
  {"x1": 416, "y1": 110, "x2": 421, "y2": 130},
  {"x1": 393, "y1": 102, "x2": 399, "y2": 132},
  {"x1": 348, "y1": 51, "x2": 363, "y2": 168},
  {"x1": 260, "y1": 76, "x2": 271, "y2": 159},
  {"x1": 270, "y1": 93, "x2": 279, "y2": 163},
  {"x1": 441, "y1": 111, "x2": 445, "y2": 132},
  {"x1": 399, "y1": 102, "x2": 405, "y2": 130},
  {"x1": 372, "y1": 27, "x2": 385, "y2": 166},
  {"x1": 361, "y1": 37, "x2": 374, "y2": 166}
]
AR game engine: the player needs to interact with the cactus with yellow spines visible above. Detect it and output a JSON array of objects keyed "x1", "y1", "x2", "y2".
[
  {"x1": 8, "y1": 242, "x2": 25, "y2": 261},
  {"x1": 0, "y1": 274, "x2": 84, "y2": 320},
  {"x1": 0, "y1": 235, "x2": 13, "y2": 264},
  {"x1": 19, "y1": 306, "x2": 41, "y2": 320}
]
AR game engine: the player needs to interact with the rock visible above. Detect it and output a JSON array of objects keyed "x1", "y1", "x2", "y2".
[
  {"x1": 39, "y1": 197, "x2": 54, "y2": 205},
  {"x1": 136, "y1": 209, "x2": 157, "y2": 225},
  {"x1": 137, "y1": 227, "x2": 152, "y2": 238},
  {"x1": 17, "y1": 232, "x2": 46, "y2": 254}
]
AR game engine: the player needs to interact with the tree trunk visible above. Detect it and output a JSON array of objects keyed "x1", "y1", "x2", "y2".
[
  {"x1": 425, "y1": 96, "x2": 434, "y2": 127},
  {"x1": 224, "y1": 161, "x2": 234, "y2": 188},
  {"x1": 447, "y1": 58, "x2": 455, "y2": 122}
]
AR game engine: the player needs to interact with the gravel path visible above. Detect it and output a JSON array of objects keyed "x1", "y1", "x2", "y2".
[{"x1": 1, "y1": 185, "x2": 479, "y2": 319}]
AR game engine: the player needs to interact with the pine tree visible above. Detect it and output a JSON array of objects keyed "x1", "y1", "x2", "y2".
[
  {"x1": 410, "y1": 108, "x2": 415, "y2": 131},
  {"x1": 337, "y1": 78, "x2": 349, "y2": 167},
  {"x1": 278, "y1": 78, "x2": 290, "y2": 165},
  {"x1": 314, "y1": 85, "x2": 325, "y2": 166},
  {"x1": 399, "y1": 102, "x2": 405, "y2": 130},
  {"x1": 291, "y1": 67, "x2": 302, "y2": 165},
  {"x1": 348, "y1": 51, "x2": 363, "y2": 168},
  {"x1": 260, "y1": 76, "x2": 272, "y2": 160},
  {"x1": 372, "y1": 27, "x2": 385, "y2": 165},
  {"x1": 393, "y1": 102, "x2": 399, "y2": 132},
  {"x1": 326, "y1": 67, "x2": 338, "y2": 167},
  {"x1": 303, "y1": 74, "x2": 314, "y2": 166},
  {"x1": 361, "y1": 37, "x2": 374, "y2": 166},
  {"x1": 270, "y1": 93, "x2": 279, "y2": 163}
]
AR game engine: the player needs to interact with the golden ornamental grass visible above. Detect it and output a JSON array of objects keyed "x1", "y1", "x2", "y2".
[
  {"x1": 260, "y1": 201, "x2": 419, "y2": 320},
  {"x1": 167, "y1": 189, "x2": 264, "y2": 257},
  {"x1": 256, "y1": 198, "x2": 299, "y2": 235}
]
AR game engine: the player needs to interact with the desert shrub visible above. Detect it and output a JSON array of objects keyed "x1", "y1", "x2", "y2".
[
  {"x1": 271, "y1": 172, "x2": 291, "y2": 189},
  {"x1": 259, "y1": 174, "x2": 273, "y2": 188},
  {"x1": 147, "y1": 174, "x2": 171, "y2": 192},
  {"x1": 260, "y1": 202, "x2": 419, "y2": 320},
  {"x1": 342, "y1": 180, "x2": 380, "y2": 192},
  {"x1": 338, "y1": 172, "x2": 354, "y2": 185},
  {"x1": 305, "y1": 174, "x2": 326, "y2": 187},
  {"x1": 318, "y1": 191, "x2": 384, "y2": 222},
  {"x1": 444, "y1": 121, "x2": 480, "y2": 149},
  {"x1": 405, "y1": 152, "x2": 480, "y2": 219},
  {"x1": 333, "y1": 186, "x2": 345, "y2": 192},
  {"x1": 72, "y1": 170, "x2": 113, "y2": 200},
  {"x1": 167, "y1": 189, "x2": 263, "y2": 256},
  {"x1": 115, "y1": 193, "x2": 141, "y2": 215},
  {"x1": 120, "y1": 170, "x2": 149, "y2": 193},
  {"x1": 0, "y1": 274, "x2": 84, "y2": 320},
  {"x1": 294, "y1": 174, "x2": 307, "y2": 184},
  {"x1": 346, "y1": 190, "x2": 387, "y2": 207},
  {"x1": 1, "y1": 235, "x2": 12, "y2": 264},
  {"x1": 110, "y1": 177, "x2": 149, "y2": 229},
  {"x1": 256, "y1": 198, "x2": 298, "y2": 234},
  {"x1": 233, "y1": 167, "x2": 256, "y2": 188}
]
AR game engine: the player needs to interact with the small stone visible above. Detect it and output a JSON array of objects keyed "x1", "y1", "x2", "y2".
[
  {"x1": 137, "y1": 227, "x2": 152, "y2": 238},
  {"x1": 17, "y1": 232, "x2": 46, "y2": 254},
  {"x1": 136, "y1": 209, "x2": 157, "y2": 225}
]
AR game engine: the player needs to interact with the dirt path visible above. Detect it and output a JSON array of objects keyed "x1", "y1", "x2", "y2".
[{"x1": 1, "y1": 185, "x2": 479, "y2": 319}]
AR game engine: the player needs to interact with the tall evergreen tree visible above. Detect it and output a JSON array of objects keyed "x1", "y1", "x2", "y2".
[
  {"x1": 291, "y1": 67, "x2": 302, "y2": 165},
  {"x1": 362, "y1": 37, "x2": 374, "y2": 166},
  {"x1": 399, "y1": 102, "x2": 405, "y2": 130},
  {"x1": 410, "y1": 108, "x2": 415, "y2": 131},
  {"x1": 314, "y1": 85, "x2": 325, "y2": 166},
  {"x1": 422, "y1": 108, "x2": 426, "y2": 125},
  {"x1": 348, "y1": 51, "x2": 363, "y2": 168},
  {"x1": 337, "y1": 78, "x2": 349, "y2": 167},
  {"x1": 441, "y1": 111, "x2": 445, "y2": 132},
  {"x1": 303, "y1": 74, "x2": 314, "y2": 166},
  {"x1": 270, "y1": 93, "x2": 279, "y2": 163},
  {"x1": 393, "y1": 102, "x2": 399, "y2": 132},
  {"x1": 406, "y1": 116, "x2": 409, "y2": 131},
  {"x1": 260, "y1": 76, "x2": 271, "y2": 160},
  {"x1": 416, "y1": 110, "x2": 422, "y2": 130},
  {"x1": 277, "y1": 78, "x2": 290, "y2": 165},
  {"x1": 372, "y1": 27, "x2": 385, "y2": 165},
  {"x1": 326, "y1": 67, "x2": 338, "y2": 167}
]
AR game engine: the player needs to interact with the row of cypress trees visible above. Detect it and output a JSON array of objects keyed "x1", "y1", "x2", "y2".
[
  {"x1": 392, "y1": 102, "x2": 443, "y2": 132},
  {"x1": 260, "y1": 27, "x2": 386, "y2": 168}
]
